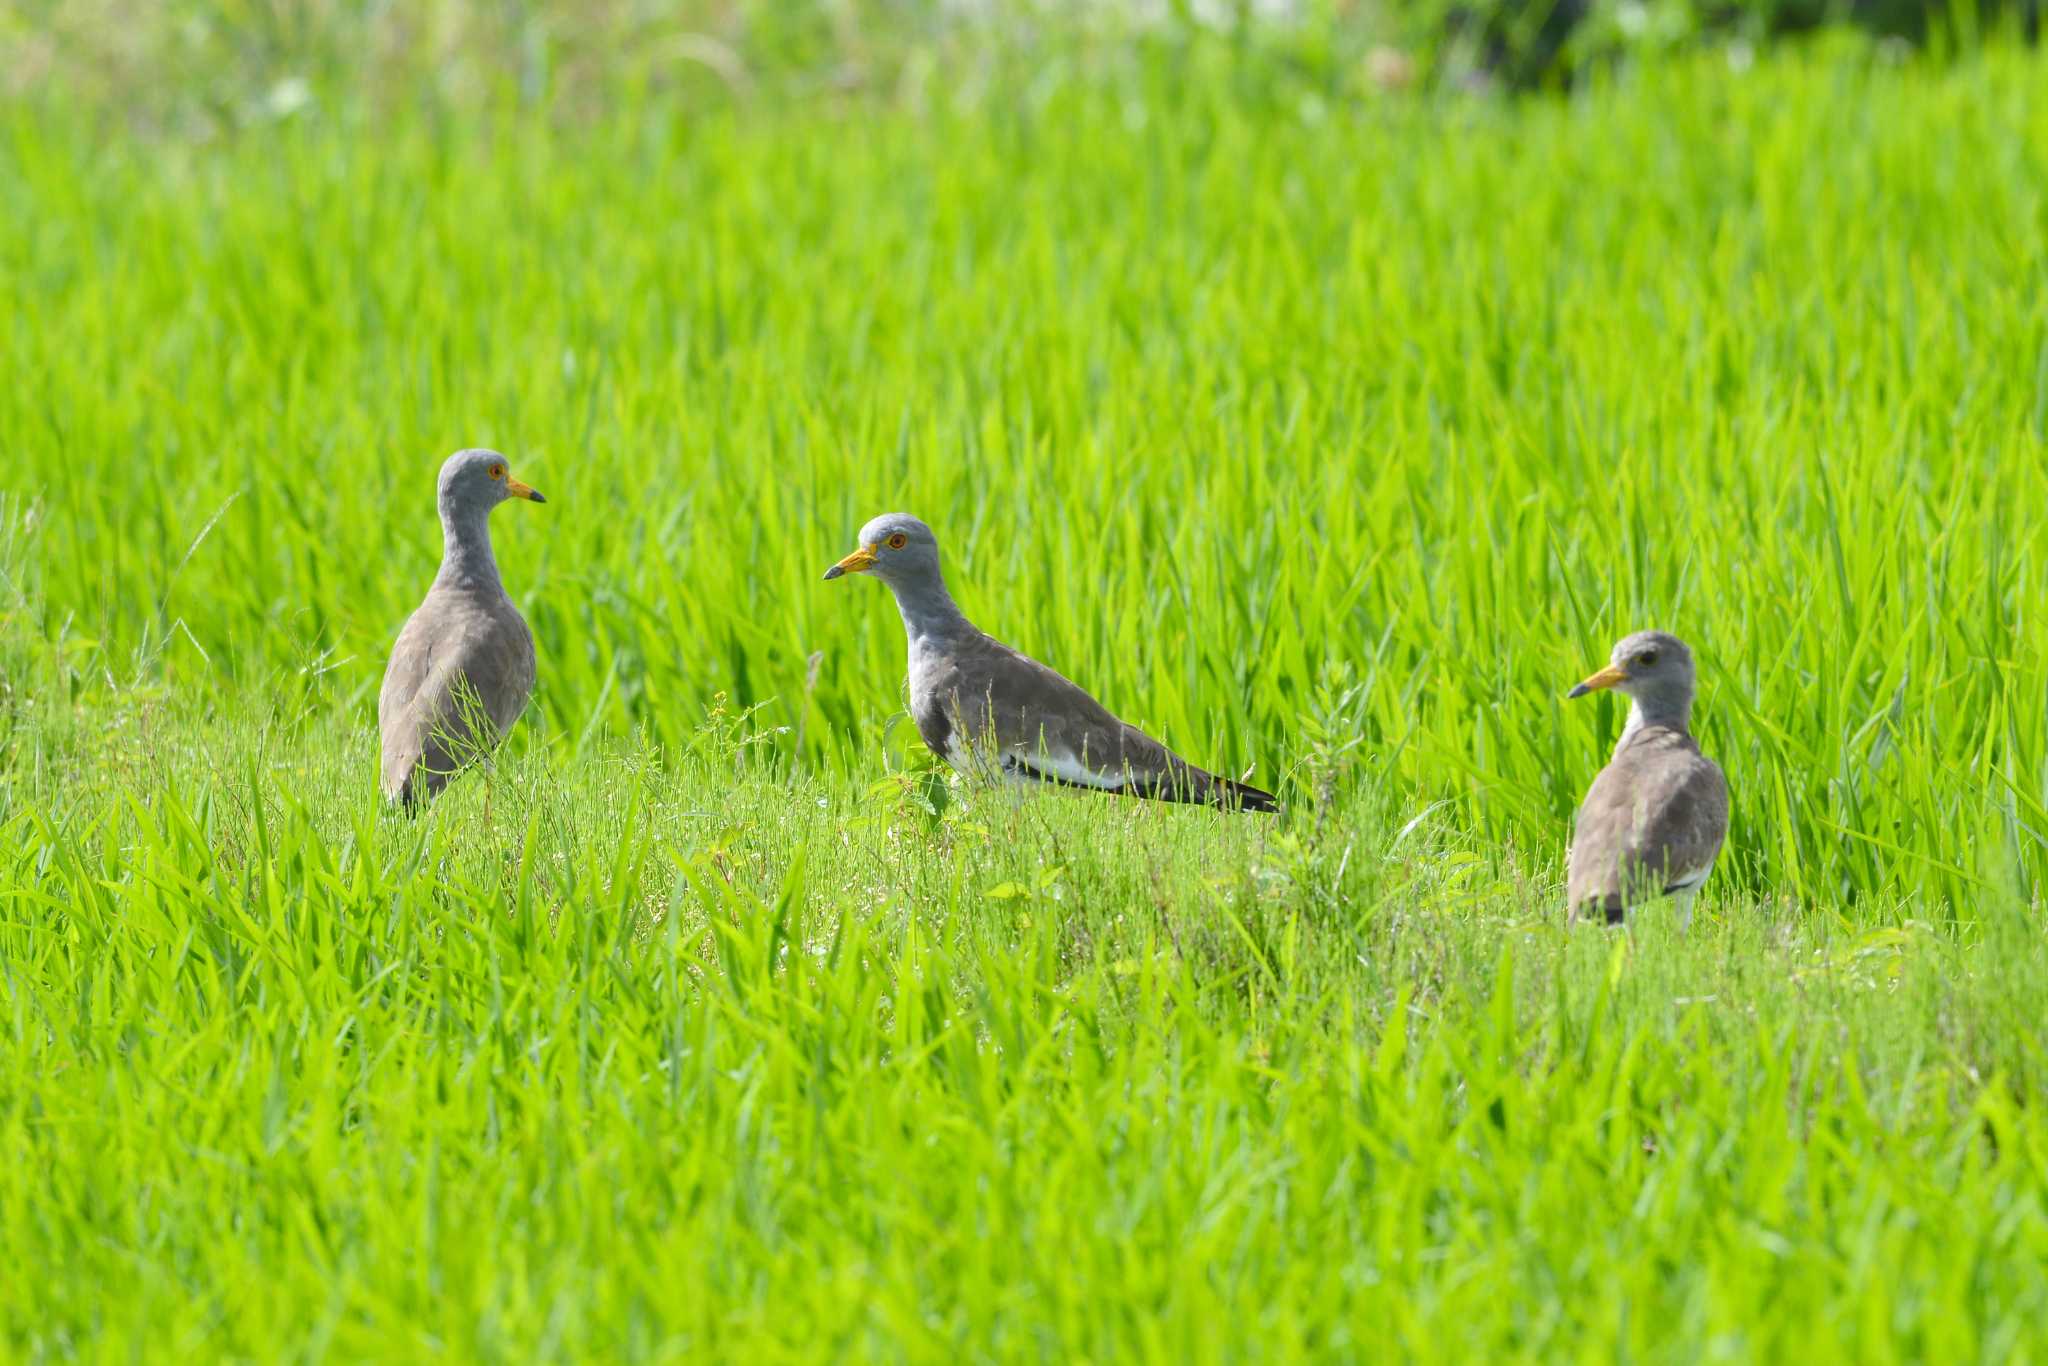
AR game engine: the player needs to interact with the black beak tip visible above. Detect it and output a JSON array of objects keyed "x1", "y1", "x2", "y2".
[
  {"x1": 823, "y1": 565, "x2": 845, "y2": 581},
  {"x1": 528, "y1": 491, "x2": 547, "y2": 504},
  {"x1": 1566, "y1": 683, "x2": 1591, "y2": 699}
]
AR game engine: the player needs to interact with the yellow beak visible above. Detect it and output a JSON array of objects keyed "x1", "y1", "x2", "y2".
[
  {"x1": 1567, "y1": 663, "x2": 1629, "y2": 699},
  {"x1": 823, "y1": 545, "x2": 878, "y2": 581},
  {"x1": 505, "y1": 477, "x2": 546, "y2": 503}
]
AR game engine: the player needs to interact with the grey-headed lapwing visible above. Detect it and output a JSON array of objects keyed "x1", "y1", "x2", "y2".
[
  {"x1": 825, "y1": 513, "x2": 1276, "y2": 812},
  {"x1": 378, "y1": 449, "x2": 545, "y2": 807},
  {"x1": 1565, "y1": 630, "x2": 1727, "y2": 928}
]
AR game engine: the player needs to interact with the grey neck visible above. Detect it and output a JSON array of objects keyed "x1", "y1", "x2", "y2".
[
  {"x1": 887, "y1": 573, "x2": 970, "y2": 644},
  {"x1": 435, "y1": 503, "x2": 502, "y2": 594},
  {"x1": 1619, "y1": 690, "x2": 1692, "y2": 750}
]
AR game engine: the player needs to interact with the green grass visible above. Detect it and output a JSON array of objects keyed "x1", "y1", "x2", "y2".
[{"x1": 3, "y1": 26, "x2": 2048, "y2": 1360}]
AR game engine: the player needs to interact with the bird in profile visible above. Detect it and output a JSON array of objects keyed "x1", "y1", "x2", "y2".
[
  {"x1": 378, "y1": 448, "x2": 546, "y2": 808},
  {"x1": 1564, "y1": 630, "x2": 1728, "y2": 928},
  {"x1": 824, "y1": 513, "x2": 1276, "y2": 812}
]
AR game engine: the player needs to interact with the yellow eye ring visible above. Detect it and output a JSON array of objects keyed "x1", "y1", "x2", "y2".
[
  {"x1": 886, "y1": 533, "x2": 908, "y2": 550},
  {"x1": 489, "y1": 464, "x2": 505, "y2": 480}
]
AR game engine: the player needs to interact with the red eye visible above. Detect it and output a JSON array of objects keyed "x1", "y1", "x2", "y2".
[
  {"x1": 886, "y1": 533, "x2": 908, "y2": 550},
  {"x1": 489, "y1": 465, "x2": 504, "y2": 479}
]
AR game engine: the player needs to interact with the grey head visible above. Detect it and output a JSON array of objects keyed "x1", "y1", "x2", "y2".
[
  {"x1": 432, "y1": 448, "x2": 546, "y2": 589},
  {"x1": 1567, "y1": 629, "x2": 1697, "y2": 729},
  {"x1": 822, "y1": 512, "x2": 941, "y2": 585},
  {"x1": 438, "y1": 447, "x2": 546, "y2": 524},
  {"x1": 822, "y1": 512, "x2": 964, "y2": 636}
]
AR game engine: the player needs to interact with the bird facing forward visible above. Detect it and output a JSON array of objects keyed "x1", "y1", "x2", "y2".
[{"x1": 1564, "y1": 630, "x2": 1727, "y2": 928}]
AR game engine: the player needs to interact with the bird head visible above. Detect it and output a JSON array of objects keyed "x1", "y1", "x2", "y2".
[
  {"x1": 823, "y1": 512, "x2": 940, "y2": 587},
  {"x1": 437, "y1": 448, "x2": 545, "y2": 521},
  {"x1": 1568, "y1": 630, "x2": 1695, "y2": 707}
]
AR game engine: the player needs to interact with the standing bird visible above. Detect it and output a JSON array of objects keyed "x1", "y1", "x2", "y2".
[
  {"x1": 823, "y1": 513, "x2": 1276, "y2": 812},
  {"x1": 1564, "y1": 630, "x2": 1727, "y2": 928},
  {"x1": 378, "y1": 448, "x2": 546, "y2": 808}
]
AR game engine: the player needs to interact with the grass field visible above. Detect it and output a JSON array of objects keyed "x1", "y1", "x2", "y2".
[{"x1": 4, "y1": 18, "x2": 2048, "y2": 1359}]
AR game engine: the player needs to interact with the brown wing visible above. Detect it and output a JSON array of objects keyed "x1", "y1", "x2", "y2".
[
  {"x1": 1567, "y1": 728, "x2": 1727, "y2": 921},
  {"x1": 378, "y1": 591, "x2": 535, "y2": 805},
  {"x1": 925, "y1": 631, "x2": 1274, "y2": 810}
]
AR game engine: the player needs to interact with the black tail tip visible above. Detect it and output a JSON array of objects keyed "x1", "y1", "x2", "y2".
[{"x1": 1227, "y1": 783, "x2": 1280, "y2": 814}]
